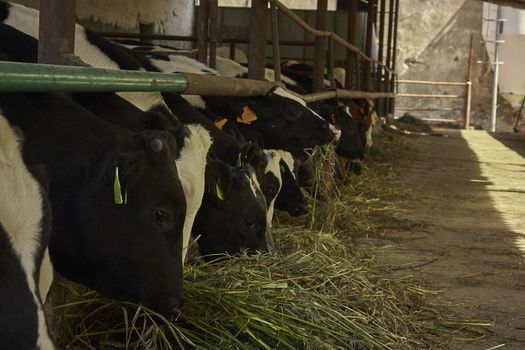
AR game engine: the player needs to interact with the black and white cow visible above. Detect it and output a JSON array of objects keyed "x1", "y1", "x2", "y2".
[
  {"x1": 0, "y1": 91, "x2": 187, "y2": 318},
  {"x1": 0, "y1": 19, "x2": 214, "y2": 265},
  {"x1": 130, "y1": 52, "x2": 341, "y2": 156},
  {"x1": 0, "y1": 116, "x2": 55, "y2": 350},
  {"x1": 274, "y1": 151, "x2": 309, "y2": 217}
]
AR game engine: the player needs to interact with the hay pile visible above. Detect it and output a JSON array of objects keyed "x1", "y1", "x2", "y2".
[{"x1": 51, "y1": 134, "x2": 488, "y2": 350}]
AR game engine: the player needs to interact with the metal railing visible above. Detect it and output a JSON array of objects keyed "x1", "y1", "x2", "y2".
[
  {"x1": 0, "y1": 61, "x2": 277, "y2": 96},
  {"x1": 396, "y1": 79, "x2": 472, "y2": 129}
]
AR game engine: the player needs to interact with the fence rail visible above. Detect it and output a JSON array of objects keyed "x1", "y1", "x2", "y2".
[{"x1": 396, "y1": 79, "x2": 471, "y2": 129}]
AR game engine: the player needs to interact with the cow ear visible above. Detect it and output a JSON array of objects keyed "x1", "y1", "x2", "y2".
[
  {"x1": 240, "y1": 143, "x2": 267, "y2": 171},
  {"x1": 205, "y1": 159, "x2": 233, "y2": 201}
]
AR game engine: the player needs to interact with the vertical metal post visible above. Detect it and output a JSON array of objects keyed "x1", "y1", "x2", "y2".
[
  {"x1": 389, "y1": 0, "x2": 399, "y2": 115},
  {"x1": 313, "y1": 0, "x2": 328, "y2": 92},
  {"x1": 491, "y1": 6, "x2": 501, "y2": 133},
  {"x1": 464, "y1": 34, "x2": 474, "y2": 129},
  {"x1": 248, "y1": 0, "x2": 268, "y2": 80},
  {"x1": 139, "y1": 22, "x2": 155, "y2": 45},
  {"x1": 208, "y1": 0, "x2": 219, "y2": 69},
  {"x1": 376, "y1": 0, "x2": 386, "y2": 116},
  {"x1": 197, "y1": 0, "x2": 209, "y2": 65},
  {"x1": 229, "y1": 41, "x2": 236, "y2": 60},
  {"x1": 327, "y1": 38, "x2": 336, "y2": 88},
  {"x1": 384, "y1": 0, "x2": 395, "y2": 114},
  {"x1": 38, "y1": 0, "x2": 76, "y2": 65},
  {"x1": 364, "y1": 0, "x2": 376, "y2": 92},
  {"x1": 345, "y1": 0, "x2": 358, "y2": 89},
  {"x1": 270, "y1": 4, "x2": 282, "y2": 82}
]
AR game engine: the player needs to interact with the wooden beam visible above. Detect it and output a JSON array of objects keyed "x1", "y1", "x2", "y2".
[
  {"x1": 196, "y1": 0, "x2": 208, "y2": 65},
  {"x1": 345, "y1": 0, "x2": 358, "y2": 89}
]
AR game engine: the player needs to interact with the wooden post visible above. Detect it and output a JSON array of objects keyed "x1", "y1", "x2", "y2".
[
  {"x1": 38, "y1": 0, "x2": 76, "y2": 65},
  {"x1": 270, "y1": 4, "x2": 282, "y2": 82},
  {"x1": 197, "y1": 0, "x2": 208, "y2": 65},
  {"x1": 312, "y1": 0, "x2": 328, "y2": 92},
  {"x1": 363, "y1": 0, "x2": 376, "y2": 92},
  {"x1": 389, "y1": 0, "x2": 399, "y2": 115},
  {"x1": 345, "y1": 0, "x2": 358, "y2": 89},
  {"x1": 464, "y1": 34, "x2": 474, "y2": 129},
  {"x1": 248, "y1": 0, "x2": 268, "y2": 80},
  {"x1": 208, "y1": 0, "x2": 219, "y2": 69}
]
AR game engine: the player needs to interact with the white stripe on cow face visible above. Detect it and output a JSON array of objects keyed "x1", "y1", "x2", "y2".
[
  {"x1": 263, "y1": 150, "x2": 283, "y2": 226},
  {"x1": 271, "y1": 87, "x2": 326, "y2": 122},
  {"x1": 0, "y1": 115, "x2": 55, "y2": 350},
  {"x1": 276, "y1": 150, "x2": 296, "y2": 180},
  {"x1": 174, "y1": 124, "x2": 212, "y2": 265}
]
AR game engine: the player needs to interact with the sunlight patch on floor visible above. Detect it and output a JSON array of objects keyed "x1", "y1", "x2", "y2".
[{"x1": 462, "y1": 130, "x2": 525, "y2": 257}]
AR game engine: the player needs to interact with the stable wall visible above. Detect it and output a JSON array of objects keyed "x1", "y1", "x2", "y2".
[{"x1": 396, "y1": 0, "x2": 521, "y2": 131}]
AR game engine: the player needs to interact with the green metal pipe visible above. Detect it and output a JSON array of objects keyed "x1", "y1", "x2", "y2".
[{"x1": 0, "y1": 61, "x2": 187, "y2": 93}]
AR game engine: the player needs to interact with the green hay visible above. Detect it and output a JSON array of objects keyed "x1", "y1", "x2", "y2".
[{"x1": 50, "y1": 132, "x2": 490, "y2": 350}]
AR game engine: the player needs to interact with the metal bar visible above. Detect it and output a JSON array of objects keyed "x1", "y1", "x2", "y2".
[
  {"x1": 397, "y1": 93, "x2": 463, "y2": 98},
  {"x1": 196, "y1": 0, "x2": 208, "y2": 64},
  {"x1": 208, "y1": 0, "x2": 219, "y2": 69},
  {"x1": 38, "y1": 0, "x2": 76, "y2": 64},
  {"x1": 376, "y1": 0, "x2": 386, "y2": 93},
  {"x1": 270, "y1": 4, "x2": 281, "y2": 82},
  {"x1": 302, "y1": 89, "x2": 396, "y2": 102},
  {"x1": 364, "y1": 0, "x2": 376, "y2": 91},
  {"x1": 229, "y1": 41, "x2": 236, "y2": 59},
  {"x1": 248, "y1": 0, "x2": 268, "y2": 80},
  {"x1": 464, "y1": 34, "x2": 474, "y2": 130},
  {"x1": 327, "y1": 38, "x2": 336, "y2": 88},
  {"x1": 182, "y1": 72, "x2": 276, "y2": 95},
  {"x1": 491, "y1": 6, "x2": 501, "y2": 132},
  {"x1": 384, "y1": 0, "x2": 395, "y2": 113},
  {"x1": 345, "y1": 0, "x2": 358, "y2": 89},
  {"x1": 100, "y1": 32, "x2": 316, "y2": 46},
  {"x1": 397, "y1": 80, "x2": 468, "y2": 86},
  {"x1": 513, "y1": 96, "x2": 525, "y2": 131},
  {"x1": 0, "y1": 61, "x2": 280, "y2": 96},
  {"x1": 139, "y1": 22, "x2": 155, "y2": 45},
  {"x1": 396, "y1": 107, "x2": 464, "y2": 112},
  {"x1": 268, "y1": 0, "x2": 395, "y2": 75},
  {"x1": 313, "y1": 0, "x2": 328, "y2": 91},
  {"x1": 389, "y1": 0, "x2": 399, "y2": 114}
]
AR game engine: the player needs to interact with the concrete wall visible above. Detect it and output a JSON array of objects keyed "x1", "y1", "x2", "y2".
[
  {"x1": 10, "y1": 0, "x2": 194, "y2": 49},
  {"x1": 396, "y1": 0, "x2": 522, "y2": 132}
]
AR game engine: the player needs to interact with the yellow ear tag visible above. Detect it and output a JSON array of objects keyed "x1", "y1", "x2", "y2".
[
  {"x1": 215, "y1": 179, "x2": 224, "y2": 201},
  {"x1": 236, "y1": 106, "x2": 258, "y2": 125},
  {"x1": 214, "y1": 118, "x2": 228, "y2": 130},
  {"x1": 114, "y1": 166, "x2": 124, "y2": 205}
]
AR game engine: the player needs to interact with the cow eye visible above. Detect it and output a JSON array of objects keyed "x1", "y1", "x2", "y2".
[{"x1": 153, "y1": 208, "x2": 171, "y2": 225}]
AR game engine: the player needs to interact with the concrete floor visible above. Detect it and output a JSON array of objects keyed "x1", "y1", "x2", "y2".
[{"x1": 367, "y1": 130, "x2": 525, "y2": 349}]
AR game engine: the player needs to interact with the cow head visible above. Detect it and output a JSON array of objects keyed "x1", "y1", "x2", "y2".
[
  {"x1": 49, "y1": 130, "x2": 186, "y2": 318},
  {"x1": 193, "y1": 157, "x2": 269, "y2": 259},
  {"x1": 310, "y1": 100, "x2": 365, "y2": 162},
  {"x1": 274, "y1": 151, "x2": 308, "y2": 216}
]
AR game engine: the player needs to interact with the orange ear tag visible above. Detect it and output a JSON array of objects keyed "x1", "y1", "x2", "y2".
[
  {"x1": 214, "y1": 118, "x2": 228, "y2": 130},
  {"x1": 236, "y1": 106, "x2": 258, "y2": 125}
]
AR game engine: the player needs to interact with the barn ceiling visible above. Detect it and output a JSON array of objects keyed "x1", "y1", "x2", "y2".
[{"x1": 478, "y1": 0, "x2": 525, "y2": 10}]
